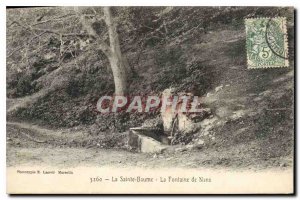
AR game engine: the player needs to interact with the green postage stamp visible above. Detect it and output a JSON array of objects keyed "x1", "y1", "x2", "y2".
[{"x1": 245, "y1": 17, "x2": 289, "y2": 69}]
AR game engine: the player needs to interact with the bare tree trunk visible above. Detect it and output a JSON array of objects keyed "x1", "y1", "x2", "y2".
[
  {"x1": 76, "y1": 7, "x2": 131, "y2": 96},
  {"x1": 108, "y1": 55, "x2": 129, "y2": 96},
  {"x1": 103, "y1": 7, "x2": 130, "y2": 96}
]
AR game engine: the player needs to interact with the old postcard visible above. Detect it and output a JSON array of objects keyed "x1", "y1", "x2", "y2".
[{"x1": 6, "y1": 6, "x2": 294, "y2": 194}]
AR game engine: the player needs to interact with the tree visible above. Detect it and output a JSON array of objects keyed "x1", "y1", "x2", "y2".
[{"x1": 76, "y1": 7, "x2": 131, "y2": 96}]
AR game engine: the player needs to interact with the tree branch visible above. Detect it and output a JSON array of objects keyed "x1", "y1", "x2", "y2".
[
  {"x1": 11, "y1": 20, "x2": 87, "y2": 37},
  {"x1": 31, "y1": 13, "x2": 76, "y2": 26},
  {"x1": 74, "y1": 7, "x2": 112, "y2": 58}
]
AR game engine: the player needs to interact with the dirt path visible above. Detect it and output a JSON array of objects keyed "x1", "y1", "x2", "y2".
[
  {"x1": 7, "y1": 121, "x2": 89, "y2": 138},
  {"x1": 7, "y1": 89, "x2": 50, "y2": 113},
  {"x1": 6, "y1": 121, "x2": 293, "y2": 170}
]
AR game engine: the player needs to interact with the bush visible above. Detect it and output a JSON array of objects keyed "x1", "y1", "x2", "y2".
[{"x1": 16, "y1": 74, "x2": 33, "y2": 95}]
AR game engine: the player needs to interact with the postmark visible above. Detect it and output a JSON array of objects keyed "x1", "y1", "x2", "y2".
[{"x1": 245, "y1": 17, "x2": 289, "y2": 69}]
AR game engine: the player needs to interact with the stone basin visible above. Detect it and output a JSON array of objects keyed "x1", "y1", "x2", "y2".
[
  {"x1": 128, "y1": 127, "x2": 169, "y2": 153},
  {"x1": 130, "y1": 127, "x2": 161, "y2": 141}
]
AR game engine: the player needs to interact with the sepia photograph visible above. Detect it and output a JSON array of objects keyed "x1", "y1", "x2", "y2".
[{"x1": 5, "y1": 5, "x2": 295, "y2": 194}]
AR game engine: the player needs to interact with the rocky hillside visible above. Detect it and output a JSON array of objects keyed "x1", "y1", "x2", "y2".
[{"x1": 6, "y1": 7, "x2": 294, "y2": 159}]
